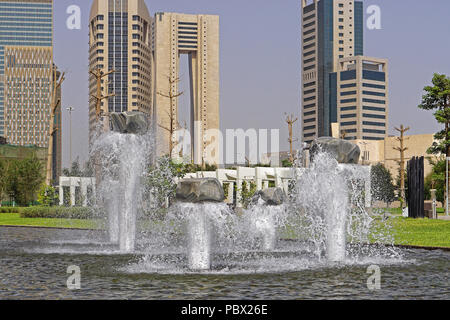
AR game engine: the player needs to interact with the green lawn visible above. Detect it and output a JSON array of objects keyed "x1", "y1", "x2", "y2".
[
  {"x1": 387, "y1": 207, "x2": 447, "y2": 216},
  {"x1": 391, "y1": 217, "x2": 450, "y2": 248},
  {"x1": 0, "y1": 212, "x2": 101, "y2": 230},
  {"x1": 1, "y1": 211, "x2": 449, "y2": 248}
]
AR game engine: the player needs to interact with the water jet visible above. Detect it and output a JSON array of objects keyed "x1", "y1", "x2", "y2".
[{"x1": 176, "y1": 178, "x2": 225, "y2": 270}]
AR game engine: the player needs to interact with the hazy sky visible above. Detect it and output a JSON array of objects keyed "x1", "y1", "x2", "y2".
[{"x1": 54, "y1": 0, "x2": 450, "y2": 168}]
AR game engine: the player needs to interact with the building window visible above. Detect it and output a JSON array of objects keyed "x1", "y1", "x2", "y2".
[
  {"x1": 363, "y1": 106, "x2": 385, "y2": 112},
  {"x1": 363, "y1": 113, "x2": 386, "y2": 120},
  {"x1": 363, "y1": 90, "x2": 386, "y2": 97},
  {"x1": 363, "y1": 83, "x2": 386, "y2": 89},
  {"x1": 363, "y1": 98, "x2": 385, "y2": 104},
  {"x1": 341, "y1": 90, "x2": 356, "y2": 96},
  {"x1": 363, "y1": 121, "x2": 386, "y2": 127},
  {"x1": 363, "y1": 129, "x2": 386, "y2": 135},
  {"x1": 341, "y1": 98, "x2": 357, "y2": 104},
  {"x1": 340, "y1": 70, "x2": 356, "y2": 81},
  {"x1": 363, "y1": 70, "x2": 386, "y2": 82}
]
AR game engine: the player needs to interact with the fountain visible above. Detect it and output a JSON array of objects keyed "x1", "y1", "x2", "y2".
[
  {"x1": 4, "y1": 131, "x2": 447, "y2": 299},
  {"x1": 293, "y1": 137, "x2": 374, "y2": 262},
  {"x1": 92, "y1": 111, "x2": 152, "y2": 252},
  {"x1": 244, "y1": 188, "x2": 286, "y2": 251},
  {"x1": 175, "y1": 178, "x2": 227, "y2": 270},
  {"x1": 92, "y1": 131, "x2": 386, "y2": 265}
]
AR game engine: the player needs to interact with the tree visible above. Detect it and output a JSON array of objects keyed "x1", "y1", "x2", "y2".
[
  {"x1": 395, "y1": 166, "x2": 408, "y2": 204},
  {"x1": 0, "y1": 160, "x2": 4, "y2": 202},
  {"x1": 418, "y1": 73, "x2": 450, "y2": 156},
  {"x1": 2, "y1": 155, "x2": 44, "y2": 206},
  {"x1": 282, "y1": 159, "x2": 293, "y2": 168},
  {"x1": 145, "y1": 156, "x2": 186, "y2": 213},
  {"x1": 425, "y1": 157, "x2": 446, "y2": 203},
  {"x1": 285, "y1": 114, "x2": 298, "y2": 163},
  {"x1": 371, "y1": 163, "x2": 396, "y2": 206},
  {"x1": 46, "y1": 67, "x2": 65, "y2": 186},
  {"x1": 17, "y1": 154, "x2": 44, "y2": 205},
  {"x1": 62, "y1": 157, "x2": 84, "y2": 177},
  {"x1": 4, "y1": 160, "x2": 19, "y2": 205},
  {"x1": 393, "y1": 125, "x2": 410, "y2": 208},
  {"x1": 240, "y1": 181, "x2": 257, "y2": 209},
  {"x1": 419, "y1": 74, "x2": 450, "y2": 211},
  {"x1": 38, "y1": 184, "x2": 58, "y2": 207},
  {"x1": 157, "y1": 76, "x2": 184, "y2": 158}
]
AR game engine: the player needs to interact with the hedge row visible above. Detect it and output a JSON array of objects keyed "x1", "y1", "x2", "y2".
[
  {"x1": 0, "y1": 207, "x2": 21, "y2": 213},
  {"x1": 20, "y1": 206, "x2": 99, "y2": 219}
]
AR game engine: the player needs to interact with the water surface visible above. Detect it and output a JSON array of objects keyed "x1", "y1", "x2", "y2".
[{"x1": 0, "y1": 227, "x2": 448, "y2": 300}]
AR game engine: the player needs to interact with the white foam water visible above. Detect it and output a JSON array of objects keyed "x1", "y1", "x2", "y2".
[
  {"x1": 290, "y1": 151, "x2": 400, "y2": 262},
  {"x1": 91, "y1": 129, "x2": 153, "y2": 253},
  {"x1": 169, "y1": 202, "x2": 236, "y2": 270},
  {"x1": 241, "y1": 199, "x2": 287, "y2": 251}
]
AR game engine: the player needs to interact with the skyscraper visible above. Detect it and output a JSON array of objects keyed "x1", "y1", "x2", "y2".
[
  {"x1": 152, "y1": 12, "x2": 220, "y2": 165},
  {"x1": 89, "y1": 1, "x2": 221, "y2": 165},
  {"x1": 301, "y1": 0, "x2": 364, "y2": 144},
  {"x1": 335, "y1": 56, "x2": 388, "y2": 141},
  {"x1": 0, "y1": 0, "x2": 61, "y2": 179},
  {"x1": 88, "y1": 0, "x2": 153, "y2": 137}
]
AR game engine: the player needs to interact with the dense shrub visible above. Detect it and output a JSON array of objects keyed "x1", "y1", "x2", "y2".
[
  {"x1": 0, "y1": 207, "x2": 21, "y2": 213},
  {"x1": 20, "y1": 206, "x2": 99, "y2": 219}
]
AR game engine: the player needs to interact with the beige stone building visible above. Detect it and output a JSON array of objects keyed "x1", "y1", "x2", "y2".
[
  {"x1": 152, "y1": 12, "x2": 220, "y2": 165},
  {"x1": 88, "y1": 0, "x2": 153, "y2": 138},
  {"x1": 0, "y1": 0, "x2": 61, "y2": 181},
  {"x1": 89, "y1": 2, "x2": 220, "y2": 165},
  {"x1": 353, "y1": 134, "x2": 438, "y2": 179},
  {"x1": 337, "y1": 56, "x2": 389, "y2": 141}
]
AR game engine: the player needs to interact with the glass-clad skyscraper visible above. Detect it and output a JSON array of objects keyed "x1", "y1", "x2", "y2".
[
  {"x1": 0, "y1": 0, "x2": 53, "y2": 138},
  {"x1": 301, "y1": 0, "x2": 364, "y2": 144},
  {"x1": 0, "y1": 0, "x2": 61, "y2": 180}
]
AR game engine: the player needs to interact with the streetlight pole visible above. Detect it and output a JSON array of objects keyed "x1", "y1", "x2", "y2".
[{"x1": 67, "y1": 107, "x2": 74, "y2": 167}]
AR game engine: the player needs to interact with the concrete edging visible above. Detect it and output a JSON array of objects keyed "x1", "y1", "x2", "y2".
[{"x1": 0, "y1": 224, "x2": 99, "y2": 231}]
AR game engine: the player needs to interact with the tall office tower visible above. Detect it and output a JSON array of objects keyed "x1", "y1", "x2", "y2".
[
  {"x1": 0, "y1": 0, "x2": 61, "y2": 179},
  {"x1": 152, "y1": 13, "x2": 220, "y2": 165},
  {"x1": 335, "y1": 56, "x2": 388, "y2": 141},
  {"x1": 88, "y1": 0, "x2": 153, "y2": 138},
  {"x1": 301, "y1": 0, "x2": 364, "y2": 144}
]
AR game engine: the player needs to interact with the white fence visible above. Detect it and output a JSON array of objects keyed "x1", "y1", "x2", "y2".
[
  {"x1": 59, "y1": 177, "x2": 96, "y2": 207},
  {"x1": 181, "y1": 165, "x2": 371, "y2": 208},
  {"x1": 59, "y1": 165, "x2": 371, "y2": 209}
]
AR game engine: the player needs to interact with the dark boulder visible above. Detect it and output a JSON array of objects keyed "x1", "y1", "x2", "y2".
[
  {"x1": 176, "y1": 178, "x2": 225, "y2": 203},
  {"x1": 252, "y1": 188, "x2": 286, "y2": 206},
  {"x1": 310, "y1": 137, "x2": 360, "y2": 164},
  {"x1": 110, "y1": 111, "x2": 149, "y2": 134}
]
